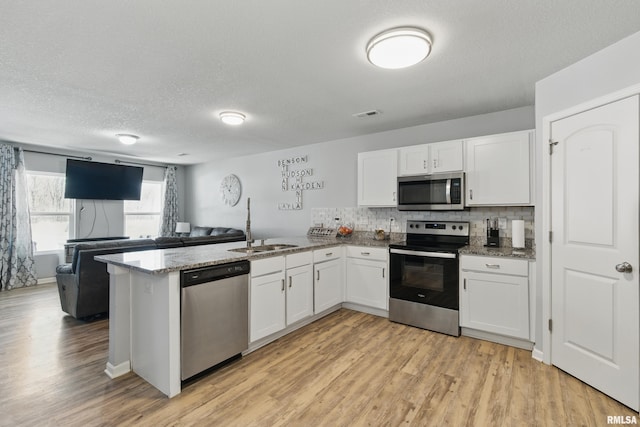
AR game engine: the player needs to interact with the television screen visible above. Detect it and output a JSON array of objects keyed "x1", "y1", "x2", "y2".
[{"x1": 64, "y1": 159, "x2": 144, "y2": 200}]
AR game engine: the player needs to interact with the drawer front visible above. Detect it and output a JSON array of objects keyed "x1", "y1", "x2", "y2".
[
  {"x1": 286, "y1": 251, "x2": 313, "y2": 269},
  {"x1": 460, "y1": 255, "x2": 528, "y2": 276},
  {"x1": 251, "y1": 256, "x2": 285, "y2": 277},
  {"x1": 346, "y1": 246, "x2": 388, "y2": 262},
  {"x1": 313, "y1": 246, "x2": 342, "y2": 262}
]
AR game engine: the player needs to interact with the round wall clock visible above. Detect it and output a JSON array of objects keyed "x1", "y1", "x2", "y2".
[{"x1": 220, "y1": 174, "x2": 242, "y2": 206}]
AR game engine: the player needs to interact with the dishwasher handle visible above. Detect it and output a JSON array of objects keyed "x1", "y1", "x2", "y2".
[{"x1": 181, "y1": 260, "x2": 250, "y2": 287}]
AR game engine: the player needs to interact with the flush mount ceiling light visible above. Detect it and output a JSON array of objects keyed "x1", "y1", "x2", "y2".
[
  {"x1": 116, "y1": 134, "x2": 139, "y2": 145},
  {"x1": 366, "y1": 27, "x2": 432, "y2": 69},
  {"x1": 219, "y1": 111, "x2": 246, "y2": 125}
]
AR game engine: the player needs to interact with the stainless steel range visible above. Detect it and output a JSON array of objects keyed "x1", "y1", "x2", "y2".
[{"x1": 388, "y1": 220, "x2": 469, "y2": 336}]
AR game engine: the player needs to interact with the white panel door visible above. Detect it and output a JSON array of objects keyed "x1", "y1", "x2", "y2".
[
  {"x1": 286, "y1": 264, "x2": 313, "y2": 325},
  {"x1": 357, "y1": 150, "x2": 398, "y2": 206},
  {"x1": 314, "y1": 258, "x2": 343, "y2": 313},
  {"x1": 346, "y1": 258, "x2": 387, "y2": 310},
  {"x1": 398, "y1": 144, "x2": 430, "y2": 175},
  {"x1": 431, "y1": 140, "x2": 463, "y2": 173},
  {"x1": 465, "y1": 131, "x2": 531, "y2": 205},
  {"x1": 250, "y1": 272, "x2": 285, "y2": 342},
  {"x1": 460, "y1": 271, "x2": 529, "y2": 339},
  {"x1": 550, "y1": 95, "x2": 639, "y2": 410}
]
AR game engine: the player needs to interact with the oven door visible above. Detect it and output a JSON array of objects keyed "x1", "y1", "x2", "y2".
[{"x1": 389, "y1": 248, "x2": 459, "y2": 310}]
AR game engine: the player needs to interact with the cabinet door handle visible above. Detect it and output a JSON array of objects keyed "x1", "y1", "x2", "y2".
[
  {"x1": 469, "y1": 189, "x2": 473, "y2": 200},
  {"x1": 463, "y1": 278, "x2": 467, "y2": 290},
  {"x1": 361, "y1": 252, "x2": 370, "y2": 256},
  {"x1": 289, "y1": 276, "x2": 292, "y2": 288},
  {"x1": 281, "y1": 279, "x2": 285, "y2": 292},
  {"x1": 485, "y1": 264, "x2": 500, "y2": 269},
  {"x1": 317, "y1": 270, "x2": 320, "y2": 281},
  {"x1": 433, "y1": 159, "x2": 437, "y2": 168},
  {"x1": 423, "y1": 160, "x2": 427, "y2": 169},
  {"x1": 382, "y1": 268, "x2": 385, "y2": 279},
  {"x1": 392, "y1": 191, "x2": 396, "y2": 202},
  {"x1": 326, "y1": 252, "x2": 333, "y2": 257}
]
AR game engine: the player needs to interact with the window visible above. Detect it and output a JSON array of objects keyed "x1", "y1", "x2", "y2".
[
  {"x1": 124, "y1": 181, "x2": 162, "y2": 238},
  {"x1": 27, "y1": 173, "x2": 73, "y2": 252}
]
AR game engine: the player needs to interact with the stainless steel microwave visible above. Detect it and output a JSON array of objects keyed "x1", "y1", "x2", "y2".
[{"x1": 397, "y1": 172, "x2": 465, "y2": 211}]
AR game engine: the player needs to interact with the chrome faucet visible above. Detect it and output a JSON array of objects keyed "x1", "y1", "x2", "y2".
[{"x1": 246, "y1": 197, "x2": 252, "y2": 248}]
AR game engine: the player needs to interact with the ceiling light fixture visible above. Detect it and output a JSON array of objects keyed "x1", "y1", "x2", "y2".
[
  {"x1": 366, "y1": 27, "x2": 432, "y2": 69},
  {"x1": 219, "y1": 111, "x2": 246, "y2": 125},
  {"x1": 116, "y1": 133, "x2": 139, "y2": 145}
]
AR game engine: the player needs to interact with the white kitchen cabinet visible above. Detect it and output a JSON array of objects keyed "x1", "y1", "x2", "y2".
[
  {"x1": 286, "y1": 264, "x2": 314, "y2": 325},
  {"x1": 357, "y1": 149, "x2": 398, "y2": 207},
  {"x1": 314, "y1": 258, "x2": 343, "y2": 313},
  {"x1": 459, "y1": 255, "x2": 530, "y2": 340},
  {"x1": 430, "y1": 140, "x2": 464, "y2": 173},
  {"x1": 398, "y1": 139, "x2": 463, "y2": 176},
  {"x1": 251, "y1": 253, "x2": 315, "y2": 342},
  {"x1": 313, "y1": 247, "x2": 343, "y2": 313},
  {"x1": 250, "y1": 257, "x2": 286, "y2": 342},
  {"x1": 465, "y1": 130, "x2": 533, "y2": 206},
  {"x1": 398, "y1": 144, "x2": 430, "y2": 175},
  {"x1": 346, "y1": 246, "x2": 388, "y2": 310}
]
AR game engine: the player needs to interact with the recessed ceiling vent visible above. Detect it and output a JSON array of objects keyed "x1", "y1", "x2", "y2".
[{"x1": 353, "y1": 110, "x2": 382, "y2": 118}]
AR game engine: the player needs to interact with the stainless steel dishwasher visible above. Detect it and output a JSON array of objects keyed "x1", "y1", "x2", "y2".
[{"x1": 180, "y1": 260, "x2": 250, "y2": 381}]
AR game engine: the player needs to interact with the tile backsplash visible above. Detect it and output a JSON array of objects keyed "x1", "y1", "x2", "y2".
[{"x1": 311, "y1": 206, "x2": 535, "y2": 247}]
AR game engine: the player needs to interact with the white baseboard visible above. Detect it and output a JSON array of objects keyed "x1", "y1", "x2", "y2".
[
  {"x1": 531, "y1": 347, "x2": 544, "y2": 362},
  {"x1": 461, "y1": 327, "x2": 534, "y2": 351},
  {"x1": 37, "y1": 277, "x2": 56, "y2": 285},
  {"x1": 105, "y1": 361, "x2": 131, "y2": 379},
  {"x1": 341, "y1": 302, "x2": 388, "y2": 318}
]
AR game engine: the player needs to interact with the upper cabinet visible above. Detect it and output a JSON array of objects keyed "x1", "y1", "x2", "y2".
[
  {"x1": 398, "y1": 139, "x2": 463, "y2": 176},
  {"x1": 465, "y1": 130, "x2": 533, "y2": 206},
  {"x1": 357, "y1": 149, "x2": 398, "y2": 207}
]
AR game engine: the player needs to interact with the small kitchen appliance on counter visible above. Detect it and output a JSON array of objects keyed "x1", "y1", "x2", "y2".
[
  {"x1": 388, "y1": 220, "x2": 469, "y2": 336},
  {"x1": 486, "y1": 218, "x2": 500, "y2": 247}
]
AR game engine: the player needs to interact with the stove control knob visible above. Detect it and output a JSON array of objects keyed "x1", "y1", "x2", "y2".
[
  {"x1": 452, "y1": 225, "x2": 457, "y2": 230},
  {"x1": 409, "y1": 224, "x2": 414, "y2": 228}
]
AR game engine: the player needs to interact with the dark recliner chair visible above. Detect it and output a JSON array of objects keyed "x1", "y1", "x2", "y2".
[
  {"x1": 55, "y1": 239, "x2": 157, "y2": 319},
  {"x1": 55, "y1": 227, "x2": 245, "y2": 319}
]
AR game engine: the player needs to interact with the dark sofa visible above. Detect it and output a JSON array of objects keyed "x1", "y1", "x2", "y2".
[{"x1": 55, "y1": 227, "x2": 245, "y2": 319}]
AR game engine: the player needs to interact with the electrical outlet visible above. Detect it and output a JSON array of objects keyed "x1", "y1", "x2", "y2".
[{"x1": 498, "y1": 217, "x2": 507, "y2": 229}]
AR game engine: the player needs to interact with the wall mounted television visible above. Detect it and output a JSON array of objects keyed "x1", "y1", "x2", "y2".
[{"x1": 64, "y1": 159, "x2": 144, "y2": 200}]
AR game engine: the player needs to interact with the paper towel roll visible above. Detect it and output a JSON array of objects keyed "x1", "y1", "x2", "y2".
[{"x1": 512, "y1": 220, "x2": 525, "y2": 249}]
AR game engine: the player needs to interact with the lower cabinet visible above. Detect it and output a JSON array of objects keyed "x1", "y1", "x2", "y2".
[
  {"x1": 314, "y1": 257, "x2": 343, "y2": 313},
  {"x1": 286, "y1": 263, "x2": 314, "y2": 325},
  {"x1": 250, "y1": 257, "x2": 286, "y2": 342},
  {"x1": 346, "y1": 246, "x2": 388, "y2": 310},
  {"x1": 459, "y1": 255, "x2": 530, "y2": 340},
  {"x1": 250, "y1": 252, "x2": 315, "y2": 343}
]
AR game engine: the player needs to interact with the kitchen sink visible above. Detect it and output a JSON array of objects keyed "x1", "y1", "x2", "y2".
[{"x1": 228, "y1": 244, "x2": 298, "y2": 253}]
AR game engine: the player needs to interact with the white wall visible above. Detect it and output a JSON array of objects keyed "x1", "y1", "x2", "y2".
[
  {"x1": 184, "y1": 106, "x2": 534, "y2": 238},
  {"x1": 534, "y1": 30, "x2": 640, "y2": 358}
]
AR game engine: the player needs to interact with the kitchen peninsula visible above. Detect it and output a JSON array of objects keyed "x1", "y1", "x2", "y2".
[{"x1": 95, "y1": 235, "x2": 395, "y2": 398}]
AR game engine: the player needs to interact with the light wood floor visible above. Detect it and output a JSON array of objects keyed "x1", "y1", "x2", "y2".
[{"x1": 0, "y1": 284, "x2": 635, "y2": 426}]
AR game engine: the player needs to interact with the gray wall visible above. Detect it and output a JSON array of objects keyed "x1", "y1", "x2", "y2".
[
  {"x1": 534, "y1": 30, "x2": 640, "y2": 357},
  {"x1": 184, "y1": 106, "x2": 534, "y2": 238}
]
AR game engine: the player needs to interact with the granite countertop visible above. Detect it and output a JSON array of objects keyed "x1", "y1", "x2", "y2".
[
  {"x1": 95, "y1": 234, "x2": 403, "y2": 275},
  {"x1": 459, "y1": 244, "x2": 536, "y2": 260}
]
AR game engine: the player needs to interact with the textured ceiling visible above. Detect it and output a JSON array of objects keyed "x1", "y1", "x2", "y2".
[{"x1": 1, "y1": 1, "x2": 640, "y2": 165}]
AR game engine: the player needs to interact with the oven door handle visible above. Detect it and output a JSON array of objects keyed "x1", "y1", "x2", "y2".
[{"x1": 389, "y1": 248, "x2": 457, "y2": 259}]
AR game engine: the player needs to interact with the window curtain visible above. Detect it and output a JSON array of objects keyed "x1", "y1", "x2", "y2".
[
  {"x1": 0, "y1": 144, "x2": 38, "y2": 291},
  {"x1": 159, "y1": 166, "x2": 179, "y2": 237}
]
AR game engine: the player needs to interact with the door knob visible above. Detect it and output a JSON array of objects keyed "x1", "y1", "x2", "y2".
[{"x1": 615, "y1": 262, "x2": 633, "y2": 273}]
